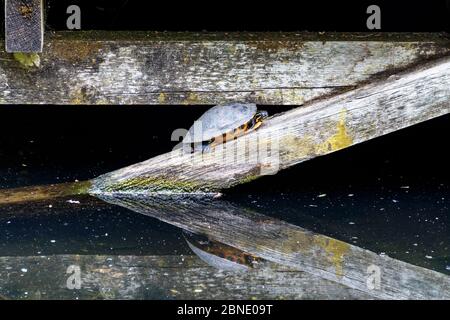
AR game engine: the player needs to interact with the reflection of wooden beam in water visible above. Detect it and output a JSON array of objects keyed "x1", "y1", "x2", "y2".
[
  {"x1": 0, "y1": 255, "x2": 373, "y2": 300},
  {"x1": 99, "y1": 195, "x2": 450, "y2": 300}
]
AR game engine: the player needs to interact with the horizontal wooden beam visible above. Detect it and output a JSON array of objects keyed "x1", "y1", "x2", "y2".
[
  {"x1": 0, "y1": 32, "x2": 448, "y2": 105},
  {"x1": 90, "y1": 56, "x2": 450, "y2": 194}
]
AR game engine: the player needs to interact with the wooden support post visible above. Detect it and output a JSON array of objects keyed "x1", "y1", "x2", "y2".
[
  {"x1": 90, "y1": 57, "x2": 450, "y2": 195},
  {"x1": 4, "y1": 0, "x2": 44, "y2": 52}
]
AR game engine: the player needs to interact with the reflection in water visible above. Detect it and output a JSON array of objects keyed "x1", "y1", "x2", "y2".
[
  {"x1": 183, "y1": 230, "x2": 262, "y2": 272},
  {"x1": 0, "y1": 195, "x2": 191, "y2": 257},
  {"x1": 97, "y1": 193, "x2": 450, "y2": 300},
  {"x1": 0, "y1": 191, "x2": 449, "y2": 299},
  {"x1": 0, "y1": 109, "x2": 448, "y2": 299}
]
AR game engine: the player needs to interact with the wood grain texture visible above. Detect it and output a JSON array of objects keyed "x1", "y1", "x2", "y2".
[
  {"x1": 96, "y1": 195, "x2": 450, "y2": 300},
  {"x1": 0, "y1": 32, "x2": 448, "y2": 104},
  {"x1": 0, "y1": 254, "x2": 374, "y2": 300},
  {"x1": 4, "y1": 0, "x2": 43, "y2": 52},
  {"x1": 90, "y1": 57, "x2": 450, "y2": 194}
]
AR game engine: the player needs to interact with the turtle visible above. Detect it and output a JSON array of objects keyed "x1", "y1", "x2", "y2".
[
  {"x1": 183, "y1": 230, "x2": 262, "y2": 272},
  {"x1": 182, "y1": 103, "x2": 269, "y2": 152}
]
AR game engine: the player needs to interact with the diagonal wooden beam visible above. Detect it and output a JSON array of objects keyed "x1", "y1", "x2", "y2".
[
  {"x1": 90, "y1": 56, "x2": 450, "y2": 195},
  {"x1": 4, "y1": 0, "x2": 44, "y2": 52},
  {"x1": 0, "y1": 56, "x2": 448, "y2": 205}
]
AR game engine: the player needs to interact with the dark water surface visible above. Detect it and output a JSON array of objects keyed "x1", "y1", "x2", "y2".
[
  {"x1": 0, "y1": 107, "x2": 448, "y2": 298},
  {"x1": 38, "y1": 0, "x2": 450, "y2": 32}
]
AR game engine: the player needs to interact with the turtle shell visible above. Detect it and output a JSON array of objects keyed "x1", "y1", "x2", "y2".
[{"x1": 183, "y1": 103, "x2": 257, "y2": 144}]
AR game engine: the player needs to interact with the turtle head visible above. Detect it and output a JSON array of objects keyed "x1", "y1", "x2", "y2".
[
  {"x1": 249, "y1": 110, "x2": 269, "y2": 131},
  {"x1": 254, "y1": 110, "x2": 269, "y2": 122}
]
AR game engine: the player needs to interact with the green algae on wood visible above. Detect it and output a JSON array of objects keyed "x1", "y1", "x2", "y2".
[
  {"x1": 0, "y1": 181, "x2": 91, "y2": 205},
  {"x1": 13, "y1": 52, "x2": 40, "y2": 68},
  {"x1": 95, "y1": 176, "x2": 212, "y2": 194}
]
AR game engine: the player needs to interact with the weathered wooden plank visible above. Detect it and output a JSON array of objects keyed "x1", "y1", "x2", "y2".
[
  {"x1": 0, "y1": 181, "x2": 91, "y2": 205},
  {"x1": 0, "y1": 32, "x2": 448, "y2": 104},
  {"x1": 97, "y1": 195, "x2": 450, "y2": 300},
  {"x1": 4, "y1": 0, "x2": 44, "y2": 52},
  {"x1": 0, "y1": 254, "x2": 376, "y2": 300},
  {"x1": 0, "y1": 56, "x2": 448, "y2": 204},
  {"x1": 90, "y1": 57, "x2": 450, "y2": 194}
]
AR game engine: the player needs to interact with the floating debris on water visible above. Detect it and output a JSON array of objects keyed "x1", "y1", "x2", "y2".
[
  {"x1": 67, "y1": 200, "x2": 81, "y2": 204},
  {"x1": 425, "y1": 255, "x2": 433, "y2": 259},
  {"x1": 213, "y1": 193, "x2": 223, "y2": 199},
  {"x1": 317, "y1": 194, "x2": 327, "y2": 198}
]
